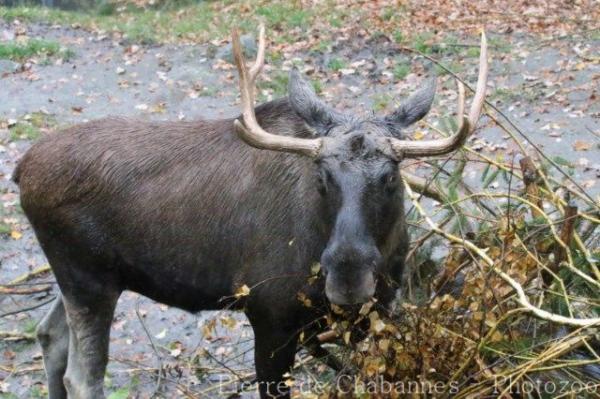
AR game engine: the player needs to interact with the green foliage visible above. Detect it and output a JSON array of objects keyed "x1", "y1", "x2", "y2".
[
  {"x1": 0, "y1": 39, "x2": 70, "y2": 62},
  {"x1": 107, "y1": 387, "x2": 129, "y2": 399},
  {"x1": 96, "y1": 1, "x2": 117, "y2": 16},
  {"x1": 311, "y1": 79, "x2": 323, "y2": 95},
  {"x1": 9, "y1": 123, "x2": 41, "y2": 141},
  {"x1": 28, "y1": 385, "x2": 46, "y2": 399},
  {"x1": 258, "y1": 71, "x2": 288, "y2": 97},
  {"x1": 256, "y1": 4, "x2": 310, "y2": 29},
  {"x1": 327, "y1": 57, "x2": 345, "y2": 72},
  {"x1": 466, "y1": 46, "x2": 480, "y2": 58},
  {"x1": 371, "y1": 93, "x2": 391, "y2": 112},
  {"x1": 412, "y1": 32, "x2": 434, "y2": 54},
  {"x1": 392, "y1": 62, "x2": 410, "y2": 80},
  {"x1": 23, "y1": 319, "x2": 38, "y2": 335},
  {"x1": 392, "y1": 29, "x2": 404, "y2": 44},
  {"x1": 380, "y1": 6, "x2": 394, "y2": 21}
]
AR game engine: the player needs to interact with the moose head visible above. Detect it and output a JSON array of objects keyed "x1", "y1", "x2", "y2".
[{"x1": 232, "y1": 26, "x2": 488, "y2": 305}]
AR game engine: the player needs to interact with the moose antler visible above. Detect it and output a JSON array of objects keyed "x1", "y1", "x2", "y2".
[
  {"x1": 232, "y1": 25, "x2": 323, "y2": 157},
  {"x1": 388, "y1": 31, "x2": 488, "y2": 158}
]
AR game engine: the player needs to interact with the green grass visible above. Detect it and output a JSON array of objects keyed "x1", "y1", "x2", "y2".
[
  {"x1": 9, "y1": 123, "x2": 41, "y2": 141},
  {"x1": 372, "y1": 93, "x2": 392, "y2": 112},
  {"x1": 380, "y1": 6, "x2": 394, "y2": 21},
  {"x1": 412, "y1": 32, "x2": 434, "y2": 54},
  {"x1": 0, "y1": 39, "x2": 72, "y2": 62},
  {"x1": 466, "y1": 46, "x2": 480, "y2": 58},
  {"x1": 393, "y1": 62, "x2": 410, "y2": 80},
  {"x1": 0, "y1": 2, "x2": 317, "y2": 45},
  {"x1": 434, "y1": 60, "x2": 464, "y2": 76},
  {"x1": 258, "y1": 70, "x2": 288, "y2": 97},
  {"x1": 311, "y1": 79, "x2": 323, "y2": 95},
  {"x1": 312, "y1": 39, "x2": 332, "y2": 53},
  {"x1": 0, "y1": 221, "x2": 10, "y2": 235},
  {"x1": 256, "y1": 4, "x2": 311, "y2": 29},
  {"x1": 327, "y1": 57, "x2": 345, "y2": 72},
  {"x1": 393, "y1": 29, "x2": 404, "y2": 44},
  {"x1": 7, "y1": 112, "x2": 56, "y2": 142}
]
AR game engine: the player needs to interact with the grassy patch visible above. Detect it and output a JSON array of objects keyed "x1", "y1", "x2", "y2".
[
  {"x1": 259, "y1": 70, "x2": 288, "y2": 97},
  {"x1": 412, "y1": 32, "x2": 434, "y2": 54},
  {"x1": 491, "y1": 87, "x2": 520, "y2": 103},
  {"x1": 0, "y1": 220, "x2": 10, "y2": 236},
  {"x1": 327, "y1": 57, "x2": 345, "y2": 72},
  {"x1": 0, "y1": 2, "x2": 315, "y2": 44},
  {"x1": 434, "y1": 60, "x2": 464, "y2": 76},
  {"x1": 311, "y1": 79, "x2": 323, "y2": 95},
  {"x1": 0, "y1": 39, "x2": 72, "y2": 62},
  {"x1": 465, "y1": 46, "x2": 480, "y2": 58},
  {"x1": 9, "y1": 123, "x2": 41, "y2": 141},
  {"x1": 393, "y1": 61, "x2": 410, "y2": 80},
  {"x1": 255, "y1": 3, "x2": 311, "y2": 30},
  {"x1": 393, "y1": 29, "x2": 404, "y2": 44},
  {"x1": 7, "y1": 112, "x2": 56, "y2": 142},
  {"x1": 372, "y1": 93, "x2": 392, "y2": 112}
]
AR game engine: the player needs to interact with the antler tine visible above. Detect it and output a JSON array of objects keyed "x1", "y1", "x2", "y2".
[
  {"x1": 468, "y1": 30, "x2": 488, "y2": 127},
  {"x1": 248, "y1": 24, "x2": 266, "y2": 81},
  {"x1": 231, "y1": 26, "x2": 323, "y2": 157},
  {"x1": 457, "y1": 80, "x2": 465, "y2": 129},
  {"x1": 388, "y1": 30, "x2": 488, "y2": 159}
]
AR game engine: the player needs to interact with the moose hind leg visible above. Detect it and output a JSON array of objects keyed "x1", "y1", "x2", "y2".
[
  {"x1": 37, "y1": 294, "x2": 69, "y2": 399},
  {"x1": 62, "y1": 292, "x2": 120, "y2": 399}
]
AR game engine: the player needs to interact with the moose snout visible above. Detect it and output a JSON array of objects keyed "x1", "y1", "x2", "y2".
[{"x1": 321, "y1": 244, "x2": 382, "y2": 305}]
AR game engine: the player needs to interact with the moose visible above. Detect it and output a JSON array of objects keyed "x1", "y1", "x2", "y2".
[{"x1": 14, "y1": 26, "x2": 488, "y2": 398}]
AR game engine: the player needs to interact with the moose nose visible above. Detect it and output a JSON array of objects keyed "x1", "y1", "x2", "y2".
[
  {"x1": 320, "y1": 243, "x2": 382, "y2": 305},
  {"x1": 325, "y1": 270, "x2": 376, "y2": 305},
  {"x1": 321, "y1": 241, "x2": 383, "y2": 272}
]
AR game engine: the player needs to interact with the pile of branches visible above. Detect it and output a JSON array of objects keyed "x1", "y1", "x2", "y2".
[{"x1": 313, "y1": 107, "x2": 600, "y2": 398}]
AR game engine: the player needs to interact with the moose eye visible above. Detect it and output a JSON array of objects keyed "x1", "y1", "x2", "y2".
[{"x1": 381, "y1": 171, "x2": 398, "y2": 193}]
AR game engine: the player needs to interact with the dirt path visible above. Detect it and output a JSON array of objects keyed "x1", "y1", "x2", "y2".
[{"x1": 0, "y1": 20, "x2": 598, "y2": 398}]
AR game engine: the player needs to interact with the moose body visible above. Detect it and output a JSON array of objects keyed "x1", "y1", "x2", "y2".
[
  {"x1": 15, "y1": 26, "x2": 487, "y2": 399},
  {"x1": 15, "y1": 100, "x2": 406, "y2": 398}
]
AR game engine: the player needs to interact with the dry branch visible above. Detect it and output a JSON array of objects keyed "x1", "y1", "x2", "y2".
[
  {"x1": 520, "y1": 156, "x2": 543, "y2": 219},
  {"x1": 0, "y1": 285, "x2": 52, "y2": 295},
  {"x1": 404, "y1": 180, "x2": 600, "y2": 328}
]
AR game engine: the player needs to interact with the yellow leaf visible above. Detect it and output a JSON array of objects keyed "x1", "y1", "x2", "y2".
[
  {"x1": 234, "y1": 284, "x2": 250, "y2": 298},
  {"x1": 573, "y1": 140, "x2": 591, "y2": 151},
  {"x1": 10, "y1": 230, "x2": 22, "y2": 240},
  {"x1": 413, "y1": 130, "x2": 425, "y2": 140},
  {"x1": 344, "y1": 331, "x2": 351, "y2": 345},
  {"x1": 220, "y1": 316, "x2": 237, "y2": 329},
  {"x1": 297, "y1": 292, "x2": 312, "y2": 307},
  {"x1": 371, "y1": 319, "x2": 386, "y2": 334},
  {"x1": 378, "y1": 339, "x2": 390, "y2": 352},
  {"x1": 310, "y1": 262, "x2": 321, "y2": 275},
  {"x1": 202, "y1": 318, "x2": 216, "y2": 339}
]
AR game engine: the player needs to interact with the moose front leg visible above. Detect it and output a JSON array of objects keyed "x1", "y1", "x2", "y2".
[{"x1": 250, "y1": 322, "x2": 299, "y2": 398}]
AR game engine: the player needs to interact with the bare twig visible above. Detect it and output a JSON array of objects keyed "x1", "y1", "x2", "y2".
[{"x1": 135, "y1": 300, "x2": 164, "y2": 398}]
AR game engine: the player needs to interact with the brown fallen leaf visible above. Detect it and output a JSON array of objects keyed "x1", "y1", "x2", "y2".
[{"x1": 573, "y1": 140, "x2": 591, "y2": 151}]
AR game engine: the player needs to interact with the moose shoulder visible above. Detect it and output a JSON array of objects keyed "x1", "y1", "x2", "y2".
[{"x1": 14, "y1": 26, "x2": 488, "y2": 399}]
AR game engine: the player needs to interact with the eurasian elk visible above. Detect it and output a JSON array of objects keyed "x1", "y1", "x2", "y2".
[{"x1": 14, "y1": 25, "x2": 488, "y2": 398}]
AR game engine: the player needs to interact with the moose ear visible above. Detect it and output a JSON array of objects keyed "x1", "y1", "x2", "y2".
[
  {"x1": 288, "y1": 69, "x2": 345, "y2": 135},
  {"x1": 384, "y1": 78, "x2": 436, "y2": 129}
]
